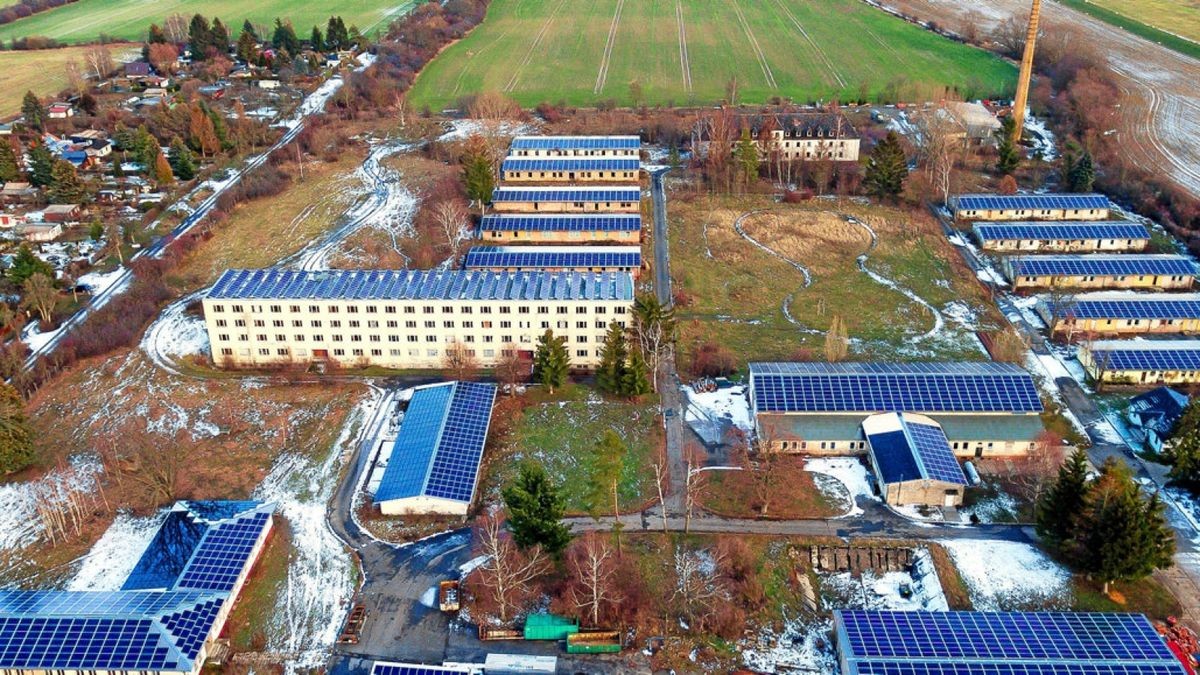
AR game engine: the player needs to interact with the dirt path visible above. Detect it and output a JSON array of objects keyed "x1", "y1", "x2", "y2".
[
  {"x1": 730, "y1": 0, "x2": 778, "y2": 89},
  {"x1": 883, "y1": 0, "x2": 1200, "y2": 199},
  {"x1": 675, "y1": 0, "x2": 693, "y2": 94},
  {"x1": 593, "y1": 0, "x2": 625, "y2": 94}
]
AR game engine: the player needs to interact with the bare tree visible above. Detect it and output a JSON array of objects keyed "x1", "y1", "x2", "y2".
[
  {"x1": 473, "y1": 510, "x2": 550, "y2": 623},
  {"x1": 433, "y1": 199, "x2": 470, "y2": 264},
  {"x1": 989, "y1": 325, "x2": 1029, "y2": 364},
  {"x1": 95, "y1": 421, "x2": 186, "y2": 509},
  {"x1": 105, "y1": 220, "x2": 125, "y2": 264},
  {"x1": 21, "y1": 274, "x2": 58, "y2": 326},
  {"x1": 916, "y1": 106, "x2": 963, "y2": 204},
  {"x1": 442, "y1": 340, "x2": 479, "y2": 381},
  {"x1": 163, "y1": 14, "x2": 189, "y2": 44},
  {"x1": 494, "y1": 343, "x2": 528, "y2": 396},
  {"x1": 567, "y1": 532, "x2": 617, "y2": 626},
  {"x1": 672, "y1": 544, "x2": 729, "y2": 631},
  {"x1": 651, "y1": 453, "x2": 669, "y2": 534},
  {"x1": 83, "y1": 44, "x2": 114, "y2": 81},
  {"x1": 749, "y1": 433, "x2": 781, "y2": 518},
  {"x1": 683, "y1": 453, "x2": 705, "y2": 534},
  {"x1": 64, "y1": 60, "x2": 85, "y2": 94},
  {"x1": 467, "y1": 91, "x2": 523, "y2": 120},
  {"x1": 1006, "y1": 431, "x2": 1067, "y2": 504},
  {"x1": 824, "y1": 315, "x2": 849, "y2": 362}
]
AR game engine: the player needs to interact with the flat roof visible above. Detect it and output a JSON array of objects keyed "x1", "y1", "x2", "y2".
[
  {"x1": 501, "y1": 158, "x2": 639, "y2": 172},
  {"x1": 207, "y1": 269, "x2": 635, "y2": 302},
  {"x1": 1008, "y1": 254, "x2": 1198, "y2": 277},
  {"x1": 511, "y1": 135, "x2": 640, "y2": 150},
  {"x1": 974, "y1": 222, "x2": 1149, "y2": 241}
]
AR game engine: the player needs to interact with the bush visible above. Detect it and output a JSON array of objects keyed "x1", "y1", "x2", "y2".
[{"x1": 689, "y1": 341, "x2": 736, "y2": 378}]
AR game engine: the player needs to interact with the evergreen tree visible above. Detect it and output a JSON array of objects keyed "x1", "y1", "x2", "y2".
[
  {"x1": 461, "y1": 135, "x2": 495, "y2": 215},
  {"x1": 595, "y1": 323, "x2": 627, "y2": 395},
  {"x1": 206, "y1": 106, "x2": 230, "y2": 151},
  {"x1": 995, "y1": 116, "x2": 1021, "y2": 176},
  {"x1": 1067, "y1": 150, "x2": 1095, "y2": 193},
  {"x1": 21, "y1": 91, "x2": 43, "y2": 131},
  {"x1": 347, "y1": 25, "x2": 362, "y2": 46},
  {"x1": 620, "y1": 348, "x2": 651, "y2": 398},
  {"x1": 310, "y1": 26, "x2": 324, "y2": 51},
  {"x1": 272, "y1": 18, "x2": 300, "y2": 56},
  {"x1": 1166, "y1": 398, "x2": 1200, "y2": 488},
  {"x1": 863, "y1": 131, "x2": 907, "y2": 200},
  {"x1": 133, "y1": 125, "x2": 158, "y2": 168},
  {"x1": 111, "y1": 122, "x2": 137, "y2": 152},
  {"x1": 241, "y1": 19, "x2": 258, "y2": 41},
  {"x1": 326, "y1": 16, "x2": 348, "y2": 50},
  {"x1": 501, "y1": 462, "x2": 572, "y2": 556},
  {"x1": 236, "y1": 24, "x2": 259, "y2": 63},
  {"x1": 47, "y1": 160, "x2": 85, "y2": 203},
  {"x1": 586, "y1": 431, "x2": 628, "y2": 552},
  {"x1": 532, "y1": 329, "x2": 569, "y2": 394},
  {"x1": 187, "y1": 14, "x2": 212, "y2": 59},
  {"x1": 732, "y1": 127, "x2": 759, "y2": 189},
  {"x1": 8, "y1": 245, "x2": 53, "y2": 284},
  {"x1": 1080, "y1": 460, "x2": 1175, "y2": 594},
  {"x1": 27, "y1": 143, "x2": 54, "y2": 187},
  {"x1": 168, "y1": 136, "x2": 197, "y2": 181},
  {"x1": 210, "y1": 18, "x2": 230, "y2": 54},
  {"x1": 147, "y1": 23, "x2": 167, "y2": 44},
  {"x1": 88, "y1": 219, "x2": 104, "y2": 241},
  {"x1": 0, "y1": 382, "x2": 35, "y2": 475},
  {"x1": 1034, "y1": 448, "x2": 1090, "y2": 551},
  {"x1": 0, "y1": 140, "x2": 21, "y2": 183}
]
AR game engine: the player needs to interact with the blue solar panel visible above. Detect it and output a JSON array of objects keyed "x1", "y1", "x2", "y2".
[
  {"x1": 906, "y1": 419, "x2": 968, "y2": 484},
  {"x1": 954, "y1": 193, "x2": 1110, "y2": 212},
  {"x1": 750, "y1": 362, "x2": 1043, "y2": 414},
  {"x1": 490, "y1": 187, "x2": 641, "y2": 202},
  {"x1": 174, "y1": 511, "x2": 271, "y2": 592},
  {"x1": 375, "y1": 385, "x2": 453, "y2": 503},
  {"x1": 122, "y1": 510, "x2": 208, "y2": 591},
  {"x1": 853, "y1": 663, "x2": 1186, "y2": 675},
  {"x1": 501, "y1": 158, "x2": 639, "y2": 172},
  {"x1": 464, "y1": 247, "x2": 641, "y2": 270},
  {"x1": 1009, "y1": 255, "x2": 1198, "y2": 277},
  {"x1": 511, "y1": 136, "x2": 640, "y2": 151},
  {"x1": 479, "y1": 214, "x2": 642, "y2": 232},
  {"x1": 1087, "y1": 342, "x2": 1200, "y2": 372},
  {"x1": 974, "y1": 222, "x2": 1150, "y2": 241},
  {"x1": 865, "y1": 415, "x2": 966, "y2": 485},
  {"x1": 1046, "y1": 294, "x2": 1200, "y2": 320}
]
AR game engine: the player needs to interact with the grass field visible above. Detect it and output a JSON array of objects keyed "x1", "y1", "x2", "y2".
[
  {"x1": 0, "y1": 0, "x2": 415, "y2": 45},
  {"x1": 0, "y1": 44, "x2": 138, "y2": 115},
  {"x1": 408, "y1": 0, "x2": 1015, "y2": 109},
  {"x1": 1056, "y1": 0, "x2": 1200, "y2": 59}
]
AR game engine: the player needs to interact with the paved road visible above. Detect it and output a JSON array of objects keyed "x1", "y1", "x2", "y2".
[{"x1": 649, "y1": 169, "x2": 672, "y2": 306}]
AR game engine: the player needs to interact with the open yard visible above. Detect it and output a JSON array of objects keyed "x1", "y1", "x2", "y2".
[
  {"x1": 408, "y1": 0, "x2": 1015, "y2": 110},
  {"x1": 0, "y1": 0, "x2": 416, "y2": 44},
  {"x1": 669, "y1": 192, "x2": 1000, "y2": 371},
  {"x1": 0, "y1": 44, "x2": 139, "y2": 116}
]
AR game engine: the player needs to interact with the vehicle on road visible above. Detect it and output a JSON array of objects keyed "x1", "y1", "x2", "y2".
[{"x1": 438, "y1": 580, "x2": 460, "y2": 612}]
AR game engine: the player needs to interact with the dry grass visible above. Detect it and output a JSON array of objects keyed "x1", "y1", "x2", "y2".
[
  {"x1": 0, "y1": 44, "x2": 140, "y2": 116},
  {"x1": 700, "y1": 457, "x2": 841, "y2": 520}
]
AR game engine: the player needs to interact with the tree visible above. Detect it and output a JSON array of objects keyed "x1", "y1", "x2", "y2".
[
  {"x1": 189, "y1": 104, "x2": 221, "y2": 157},
  {"x1": 272, "y1": 18, "x2": 300, "y2": 56},
  {"x1": 631, "y1": 294, "x2": 675, "y2": 393},
  {"x1": 48, "y1": 161, "x2": 85, "y2": 203},
  {"x1": 148, "y1": 43, "x2": 179, "y2": 74},
  {"x1": 732, "y1": 128, "x2": 759, "y2": 191},
  {"x1": 27, "y1": 143, "x2": 54, "y2": 188},
  {"x1": 628, "y1": 80, "x2": 644, "y2": 108},
  {"x1": 88, "y1": 219, "x2": 104, "y2": 241},
  {"x1": 997, "y1": 174, "x2": 1019, "y2": 195},
  {"x1": 620, "y1": 348, "x2": 651, "y2": 398},
  {"x1": 462, "y1": 134, "x2": 496, "y2": 215},
  {"x1": 566, "y1": 533, "x2": 618, "y2": 626},
  {"x1": 152, "y1": 147, "x2": 174, "y2": 187},
  {"x1": 326, "y1": 16, "x2": 349, "y2": 50},
  {"x1": 147, "y1": 23, "x2": 167, "y2": 44},
  {"x1": 210, "y1": 18, "x2": 230, "y2": 54},
  {"x1": 8, "y1": 245, "x2": 53, "y2": 284},
  {"x1": 163, "y1": 13, "x2": 189, "y2": 44},
  {"x1": 824, "y1": 315, "x2": 850, "y2": 362},
  {"x1": 995, "y1": 116, "x2": 1021, "y2": 175},
  {"x1": 532, "y1": 329, "x2": 569, "y2": 393},
  {"x1": 441, "y1": 340, "x2": 479, "y2": 380},
  {"x1": 1166, "y1": 398, "x2": 1200, "y2": 488},
  {"x1": 433, "y1": 200, "x2": 469, "y2": 263},
  {"x1": 21, "y1": 91, "x2": 44, "y2": 131},
  {"x1": 595, "y1": 323, "x2": 627, "y2": 395},
  {"x1": 918, "y1": 106, "x2": 962, "y2": 204},
  {"x1": 236, "y1": 27, "x2": 259, "y2": 64},
  {"x1": 588, "y1": 430, "x2": 628, "y2": 553},
  {"x1": 21, "y1": 273, "x2": 58, "y2": 325},
  {"x1": 1080, "y1": 460, "x2": 1175, "y2": 594},
  {"x1": 725, "y1": 75, "x2": 738, "y2": 105},
  {"x1": 104, "y1": 220, "x2": 124, "y2": 264},
  {"x1": 187, "y1": 14, "x2": 212, "y2": 59},
  {"x1": 864, "y1": 131, "x2": 907, "y2": 200},
  {"x1": 310, "y1": 26, "x2": 324, "y2": 51},
  {"x1": 83, "y1": 44, "x2": 114, "y2": 80},
  {"x1": 64, "y1": 60, "x2": 85, "y2": 95},
  {"x1": 0, "y1": 139, "x2": 21, "y2": 183},
  {"x1": 168, "y1": 137, "x2": 197, "y2": 181},
  {"x1": 1066, "y1": 149, "x2": 1096, "y2": 193},
  {"x1": 1034, "y1": 448, "x2": 1090, "y2": 551},
  {"x1": 472, "y1": 510, "x2": 549, "y2": 623},
  {"x1": 0, "y1": 383, "x2": 35, "y2": 474},
  {"x1": 241, "y1": 19, "x2": 259, "y2": 42},
  {"x1": 501, "y1": 462, "x2": 571, "y2": 556},
  {"x1": 495, "y1": 343, "x2": 529, "y2": 396}
]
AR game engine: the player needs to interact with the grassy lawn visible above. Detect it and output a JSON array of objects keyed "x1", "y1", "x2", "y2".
[
  {"x1": 226, "y1": 518, "x2": 292, "y2": 651},
  {"x1": 1070, "y1": 575, "x2": 1182, "y2": 618},
  {"x1": 700, "y1": 457, "x2": 841, "y2": 519},
  {"x1": 669, "y1": 192, "x2": 1000, "y2": 371},
  {"x1": 0, "y1": 44, "x2": 139, "y2": 116},
  {"x1": 481, "y1": 384, "x2": 662, "y2": 514},
  {"x1": 0, "y1": 0, "x2": 415, "y2": 44},
  {"x1": 1055, "y1": 0, "x2": 1200, "y2": 59},
  {"x1": 408, "y1": 0, "x2": 1015, "y2": 109}
]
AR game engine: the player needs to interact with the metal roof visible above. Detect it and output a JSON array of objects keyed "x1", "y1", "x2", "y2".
[
  {"x1": 952, "y1": 193, "x2": 1110, "y2": 211},
  {"x1": 206, "y1": 269, "x2": 635, "y2": 302},
  {"x1": 479, "y1": 214, "x2": 641, "y2": 232},
  {"x1": 1008, "y1": 255, "x2": 1198, "y2": 277},
  {"x1": 863, "y1": 413, "x2": 967, "y2": 485},
  {"x1": 1039, "y1": 293, "x2": 1200, "y2": 320}
]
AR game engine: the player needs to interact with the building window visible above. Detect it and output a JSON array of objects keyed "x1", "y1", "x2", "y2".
[
  {"x1": 221, "y1": 348, "x2": 232, "y2": 355},
  {"x1": 212, "y1": 305, "x2": 225, "y2": 313},
  {"x1": 347, "y1": 306, "x2": 359, "y2": 313},
  {"x1": 334, "y1": 349, "x2": 345, "y2": 356},
  {"x1": 576, "y1": 349, "x2": 588, "y2": 357},
  {"x1": 216, "y1": 319, "x2": 227, "y2": 327},
  {"x1": 366, "y1": 306, "x2": 377, "y2": 314}
]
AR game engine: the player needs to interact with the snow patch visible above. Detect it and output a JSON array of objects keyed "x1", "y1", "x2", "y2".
[
  {"x1": 805, "y1": 457, "x2": 875, "y2": 517},
  {"x1": 69, "y1": 510, "x2": 164, "y2": 591},
  {"x1": 78, "y1": 268, "x2": 129, "y2": 297},
  {"x1": 938, "y1": 539, "x2": 1070, "y2": 610},
  {"x1": 681, "y1": 384, "x2": 752, "y2": 445}
]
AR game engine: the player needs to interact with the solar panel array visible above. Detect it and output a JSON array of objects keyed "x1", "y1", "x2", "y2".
[
  {"x1": 464, "y1": 246, "x2": 641, "y2": 270},
  {"x1": 174, "y1": 511, "x2": 271, "y2": 592},
  {"x1": 491, "y1": 187, "x2": 641, "y2": 202},
  {"x1": 208, "y1": 269, "x2": 636, "y2": 302},
  {"x1": 954, "y1": 194, "x2": 1110, "y2": 212},
  {"x1": 749, "y1": 362, "x2": 1043, "y2": 414},
  {"x1": 906, "y1": 419, "x2": 969, "y2": 484},
  {"x1": 974, "y1": 223, "x2": 1150, "y2": 241},
  {"x1": 374, "y1": 381, "x2": 497, "y2": 506},
  {"x1": 480, "y1": 214, "x2": 642, "y2": 232},
  {"x1": 1086, "y1": 342, "x2": 1200, "y2": 372},
  {"x1": 1045, "y1": 295, "x2": 1200, "y2": 320},
  {"x1": 1008, "y1": 255, "x2": 1198, "y2": 277},
  {"x1": 158, "y1": 599, "x2": 223, "y2": 659},
  {"x1": 0, "y1": 617, "x2": 180, "y2": 670},
  {"x1": 511, "y1": 136, "x2": 640, "y2": 151},
  {"x1": 501, "y1": 158, "x2": 639, "y2": 172},
  {"x1": 853, "y1": 663, "x2": 1187, "y2": 675}
]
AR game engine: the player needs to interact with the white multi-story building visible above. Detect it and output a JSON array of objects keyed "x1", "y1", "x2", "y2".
[{"x1": 203, "y1": 268, "x2": 635, "y2": 369}]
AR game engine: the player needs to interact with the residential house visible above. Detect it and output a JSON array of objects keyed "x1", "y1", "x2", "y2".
[
  {"x1": 0, "y1": 183, "x2": 36, "y2": 203},
  {"x1": 0, "y1": 213, "x2": 26, "y2": 228},
  {"x1": 694, "y1": 111, "x2": 861, "y2": 163},
  {"x1": 124, "y1": 61, "x2": 151, "y2": 79},
  {"x1": 46, "y1": 103, "x2": 75, "y2": 119},
  {"x1": 1126, "y1": 387, "x2": 1189, "y2": 453},
  {"x1": 16, "y1": 223, "x2": 63, "y2": 242},
  {"x1": 42, "y1": 204, "x2": 81, "y2": 223},
  {"x1": 257, "y1": 79, "x2": 281, "y2": 90}
]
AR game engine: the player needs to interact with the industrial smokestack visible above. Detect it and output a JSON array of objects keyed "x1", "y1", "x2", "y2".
[{"x1": 1010, "y1": 0, "x2": 1041, "y2": 145}]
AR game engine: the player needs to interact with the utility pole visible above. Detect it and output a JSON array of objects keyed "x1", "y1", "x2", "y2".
[{"x1": 1010, "y1": 0, "x2": 1042, "y2": 145}]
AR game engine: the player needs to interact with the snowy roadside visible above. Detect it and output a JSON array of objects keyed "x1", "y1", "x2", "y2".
[{"x1": 805, "y1": 457, "x2": 875, "y2": 517}]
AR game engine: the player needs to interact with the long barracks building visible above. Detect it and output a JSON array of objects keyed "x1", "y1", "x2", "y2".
[
  {"x1": 499, "y1": 158, "x2": 640, "y2": 183},
  {"x1": 1037, "y1": 292, "x2": 1200, "y2": 337},
  {"x1": 478, "y1": 213, "x2": 642, "y2": 243},
  {"x1": 508, "y1": 135, "x2": 640, "y2": 158},
  {"x1": 203, "y1": 268, "x2": 634, "y2": 369},
  {"x1": 1004, "y1": 254, "x2": 1197, "y2": 291},
  {"x1": 973, "y1": 221, "x2": 1150, "y2": 253},
  {"x1": 490, "y1": 186, "x2": 641, "y2": 214}
]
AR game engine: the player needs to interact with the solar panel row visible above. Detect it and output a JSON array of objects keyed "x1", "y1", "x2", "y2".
[
  {"x1": 1087, "y1": 344, "x2": 1200, "y2": 372},
  {"x1": 1046, "y1": 296, "x2": 1200, "y2": 320},
  {"x1": 751, "y1": 362, "x2": 1029, "y2": 376},
  {"x1": 1009, "y1": 256, "x2": 1198, "y2": 277},
  {"x1": 853, "y1": 663, "x2": 1186, "y2": 675},
  {"x1": 175, "y1": 512, "x2": 271, "y2": 592},
  {"x1": 905, "y1": 420, "x2": 968, "y2": 485},
  {"x1": 479, "y1": 215, "x2": 642, "y2": 232},
  {"x1": 974, "y1": 223, "x2": 1150, "y2": 241},
  {"x1": 501, "y1": 158, "x2": 639, "y2": 171},
  {"x1": 751, "y1": 373, "x2": 1043, "y2": 413},
  {"x1": 955, "y1": 194, "x2": 1110, "y2": 211},
  {"x1": 464, "y1": 247, "x2": 641, "y2": 269},
  {"x1": 491, "y1": 187, "x2": 640, "y2": 202},
  {"x1": 511, "y1": 136, "x2": 640, "y2": 151}
]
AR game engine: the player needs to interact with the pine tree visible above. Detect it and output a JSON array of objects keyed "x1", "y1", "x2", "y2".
[
  {"x1": 310, "y1": 26, "x2": 324, "y2": 51},
  {"x1": 533, "y1": 329, "x2": 569, "y2": 394},
  {"x1": 587, "y1": 431, "x2": 628, "y2": 552},
  {"x1": 1080, "y1": 460, "x2": 1175, "y2": 594},
  {"x1": 27, "y1": 143, "x2": 54, "y2": 187},
  {"x1": 152, "y1": 146, "x2": 174, "y2": 186},
  {"x1": 0, "y1": 140, "x2": 20, "y2": 183},
  {"x1": 272, "y1": 18, "x2": 300, "y2": 56},
  {"x1": 168, "y1": 136, "x2": 197, "y2": 181},
  {"x1": 995, "y1": 117, "x2": 1021, "y2": 176},
  {"x1": 864, "y1": 131, "x2": 907, "y2": 200},
  {"x1": 187, "y1": 14, "x2": 212, "y2": 59},
  {"x1": 0, "y1": 382, "x2": 35, "y2": 475},
  {"x1": 236, "y1": 26, "x2": 259, "y2": 63},
  {"x1": 732, "y1": 127, "x2": 759, "y2": 189},
  {"x1": 210, "y1": 18, "x2": 230, "y2": 54},
  {"x1": 133, "y1": 125, "x2": 158, "y2": 169},
  {"x1": 1067, "y1": 150, "x2": 1095, "y2": 193},
  {"x1": 48, "y1": 160, "x2": 85, "y2": 203},
  {"x1": 595, "y1": 323, "x2": 627, "y2": 395},
  {"x1": 620, "y1": 348, "x2": 651, "y2": 398},
  {"x1": 501, "y1": 462, "x2": 572, "y2": 556},
  {"x1": 8, "y1": 245, "x2": 53, "y2": 284},
  {"x1": 147, "y1": 23, "x2": 167, "y2": 44},
  {"x1": 21, "y1": 91, "x2": 43, "y2": 131},
  {"x1": 327, "y1": 16, "x2": 348, "y2": 50},
  {"x1": 1034, "y1": 448, "x2": 1090, "y2": 551},
  {"x1": 462, "y1": 135, "x2": 495, "y2": 215},
  {"x1": 241, "y1": 19, "x2": 258, "y2": 41},
  {"x1": 1166, "y1": 398, "x2": 1200, "y2": 487}
]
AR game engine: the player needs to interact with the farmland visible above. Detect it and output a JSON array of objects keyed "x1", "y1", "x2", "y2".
[
  {"x1": 0, "y1": 44, "x2": 138, "y2": 115},
  {"x1": 407, "y1": 0, "x2": 1016, "y2": 110},
  {"x1": 1059, "y1": 0, "x2": 1200, "y2": 51},
  {"x1": 0, "y1": 0, "x2": 416, "y2": 45}
]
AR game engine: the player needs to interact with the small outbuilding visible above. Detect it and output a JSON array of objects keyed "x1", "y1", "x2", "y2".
[
  {"x1": 862, "y1": 412, "x2": 968, "y2": 508},
  {"x1": 1127, "y1": 387, "x2": 1189, "y2": 453}
]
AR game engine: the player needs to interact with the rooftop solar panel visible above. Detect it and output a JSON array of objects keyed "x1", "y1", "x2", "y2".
[
  {"x1": 479, "y1": 214, "x2": 642, "y2": 232},
  {"x1": 864, "y1": 414, "x2": 967, "y2": 485},
  {"x1": 501, "y1": 158, "x2": 640, "y2": 172},
  {"x1": 1086, "y1": 341, "x2": 1200, "y2": 372},
  {"x1": 464, "y1": 246, "x2": 642, "y2": 270},
  {"x1": 511, "y1": 135, "x2": 640, "y2": 151},
  {"x1": 852, "y1": 663, "x2": 1186, "y2": 675},
  {"x1": 954, "y1": 193, "x2": 1110, "y2": 212},
  {"x1": 174, "y1": 511, "x2": 271, "y2": 592},
  {"x1": 1008, "y1": 255, "x2": 1198, "y2": 277},
  {"x1": 1042, "y1": 294, "x2": 1200, "y2": 320},
  {"x1": 490, "y1": 186, "x2": 641, "y2": 202},
  {"x1": 974, "y1": 222, "x2": 1150, "y2": 241},
  {"x1": 749, "y1": 362, "x2": 1043, "y2": 414}
]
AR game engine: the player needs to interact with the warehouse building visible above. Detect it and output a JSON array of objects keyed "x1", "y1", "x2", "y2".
[
  {"x1": 0, "y1": 501, "x2": 274, "y2": 675},
  {"x1": 1079, "y1": 339, "x2": 1200, "y2": 385},
  {"x1": 950, "y1": 193, "x2": 1111, "y2": 221},
  {"x1": 835, "y1": 610, "x2": 1187, "y2": 675},
  {"x1": 862, "y1": 412, "x2": 968, "y2": 508},
  {"x1": 478, "y1": 214, "x2": 642, "y2": 243},
  {"x1": 499, "y1": 158, "x2": 640, "y2": 183},
  {"x1": 1038, "y1": 292, "x2": 1200, "y2": 337},
  {"x1": 490, "y1": 186, "x2": 641, "y2": 214},
  {"x1": 203, "y1": 268, "x2": 634, "y2": 370},
  {"x1": 1004, "y1": 254, "x2": 1197, "y2": 291},
  {"x1": 464, "y1": 245, "x2": 643, "y2": 277},
  {"x1": 373, "y1": 381, "x2": 496, "y2": 516},
  {"x1": 749, "y1": 362, "x2": 1045, "y2": 458},
  {"x1": 973, "y1": 221, "x2": 1150, "y2": 253},
  {"x1": 509, "y1": 135, "x2": 640, "y2": 158}
]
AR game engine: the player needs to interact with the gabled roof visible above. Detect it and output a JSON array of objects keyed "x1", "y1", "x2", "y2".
[
  {"x1": 863, "y1": 412, "x2": 967, "y2": 486},
  {"x1": 1129, "y1": 387, "x2": 1189, "y2": 434}
]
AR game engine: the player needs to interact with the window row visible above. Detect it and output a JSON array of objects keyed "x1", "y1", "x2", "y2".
[
  {"x1": 215, "y1": 319, "x2": 625, "y2": 330},
  {"x1": 209, "y1": 303, "x2": 626, "y2": 316},
  {"x1": 220, "y1": 347, "x2": 595, "y2": 359}
]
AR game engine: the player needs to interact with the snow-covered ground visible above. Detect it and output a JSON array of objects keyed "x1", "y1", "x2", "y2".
[
  {"x1": 681, "y1": 384, "x2": 752, "y2": 445},
  {"x1": 1023, "y1": 110, "x2": 1058, "y2": 162},
  {"x1": 69, "y1": 510, "x2": 162, "y2": 590},
  {"x1": 78, "y1": 267, "x2": 130, "y2": 297},
  {"x1": 822, "y1": 548, "x2": 948, "y2": 612},
  {"x1": 0, "y1": 455, "x2": 103, "y2": 554},
  {"x1": 140, "y1": 293, "x2": 209, "y2": 371},
  {"x1": 806, "y1": 457, "x2": 875, "y2": 517},
  {"x1": 959, "y1": 488, "x2": 1019, "y2": 524},
  {"x1": 437, "y1": 119, "x2": 536, "y2": 143},
  {"x1": 938, "y1": 539, "x2": 1070, "y2": 610}
]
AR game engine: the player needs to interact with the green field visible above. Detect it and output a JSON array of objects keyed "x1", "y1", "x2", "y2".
[
  {"x1": 1056, "y1": 0, "x2": 1200, "y2": 60},
  {"x1": 408, "y1": 0, "x2": 1016, "y2": 109},
  {"x1": 0, "y1": 44, "x2": 138, "y2": 115},
  {"x1": 0, "y1": 0, "x2": 416, "y2": 44}
]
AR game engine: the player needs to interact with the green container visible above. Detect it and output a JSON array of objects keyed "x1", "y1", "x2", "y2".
[
  {"x1": 523, "y1": 613, "x2": 579, "y2": 641},
  {"x1": 566, "y1": 641, "x2": 621, "y2": 654}
]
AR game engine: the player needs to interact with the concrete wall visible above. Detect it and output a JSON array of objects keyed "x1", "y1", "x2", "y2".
[
  {"x1": 881, "y1": 480, "x2": 963, "y2": 507},
  {"x1": 379, "y1": 495, "x2": 469, "y2": 516}
]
